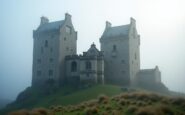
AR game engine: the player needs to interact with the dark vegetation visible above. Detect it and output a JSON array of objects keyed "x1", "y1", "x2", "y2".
[
  {"x1": 0, "y1": 99, "x2": 12, "y2": 110},
  {"x1": 1, "y1": 85, "x2": 185, "y2": 115},
  {"x1": 7, "y1": 91, "x2": 185, "y2": 115}
]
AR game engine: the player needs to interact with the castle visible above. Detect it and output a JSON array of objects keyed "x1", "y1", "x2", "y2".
[{"x1": 32, "y1": 13, "x2": 164, "y2": 89}]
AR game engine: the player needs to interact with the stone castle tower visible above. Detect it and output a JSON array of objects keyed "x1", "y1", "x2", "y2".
[
  {"x1": 100, "y1": 18, "x2": 140, "y2": 86},
  {"x1": 32, "y1": 13, "x2": 164, "y2": 90},
  {"x1": 32, "y1": 13, "x2": 77, "y2": 87}
]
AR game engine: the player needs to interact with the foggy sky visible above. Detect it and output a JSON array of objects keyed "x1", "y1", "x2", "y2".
[{"x1": 0, "y1": 0, "x2": 185, "y2": 100}]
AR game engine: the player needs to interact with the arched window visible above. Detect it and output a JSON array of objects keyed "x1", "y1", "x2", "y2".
[
  {"x1": 113, "y1": 45, "x2": 117, "y2": 51},
  {"x1": 45, "y1": 40, "x2": 48, "y2": 47},
  {"x1": 71, "y1": 61, "x2": 77, "y2": 72},
  {"x1": 86, "y1": 61, "x2": 91, "y2": 70}
]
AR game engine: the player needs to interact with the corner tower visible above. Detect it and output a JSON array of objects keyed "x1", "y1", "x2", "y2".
[
  {"x1": 32, "y1": 13, "x2": 77, "y2": 87},
  {"x1": 100, "y1": 18, "x2": 140, "y2": 86}
]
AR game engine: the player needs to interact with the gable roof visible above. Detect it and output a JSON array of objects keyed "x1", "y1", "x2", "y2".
[
  {"x1": 102, "y1": 24, "x2": 130, "y2": 38},
  {"x1": 37, "y1": 20, "x2": 65, "y2": 32},
  {"x1": 86, "y1": 43, "x2": 100, "y2": 56}
]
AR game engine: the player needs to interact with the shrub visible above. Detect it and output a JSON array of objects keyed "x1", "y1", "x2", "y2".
[
  {"x1": 79, "y1": 103, "x2": 85, "y2": 110},
  {"x1": 136, "y1": 101, "x2": 146, "y2": 106},
  {"x1": 84, "y1": 106, "x2": 99, "y2": 115},
  {"x1": 171, "y1": 98, "x2": 185, "y2": 106},
  {"x1": 86, "y1": 99, "x2": 98, "y2": 107},
  {"x1": 105, "y1": 105, "x2": 112, "y2": 111},
  {"x1": 126, "y1": 105, "x2": 138, "y2": 114},
  {"x1": 135, "y1": 92, "x2": 149, "y2": 101},
  {"x1": 31, "y1": 108, "x2": 51, "y2": 115},
  {"x1": 148, "y1": 93, "x2": 161, "y2": 102},
  {"x1": 136, "y1": 106, "x2": 156, "y2": 115},
  {"x1": 161, "y1": 98, "x2": 170, "y2": 105},
  {"x1": 111, "y1": 110, "x2": 121, "y2": 115},
  {"x1": 8, "y1": 109, "x2": 29, "y2": 115},
  {"x1": 98, "y1": 94, "x2": 109, "y2": 104},
  {"x1": 157, "y1": 105, "x2": 174, "y2": 115},
  {"x1": 118, "y1": 99, "x2": 126, "y2": 106},
  {"x1": 111, "y1": 96, "x2": 120, "y2": 102}
]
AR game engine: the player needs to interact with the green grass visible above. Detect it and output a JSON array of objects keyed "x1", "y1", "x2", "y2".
[
  {"x1": 0, "y1": 84, "x2": 124, "y2": 114},
  {"x1": 34, "y1": 84, "x2": 123, "y2": 107},
  {"x1": 50, "y1": 92, "x2": 185, "y2": 115},
  {"x1": 3, "y1": 85, "x2": 185, "y2": 115}
]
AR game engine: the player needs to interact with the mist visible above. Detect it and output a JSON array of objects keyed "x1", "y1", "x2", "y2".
[{"x1": 0, "y1": 0, "x2": 185, "y2": 100}]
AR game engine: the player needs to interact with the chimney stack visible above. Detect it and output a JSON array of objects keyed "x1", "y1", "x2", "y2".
[
  {"x1": 65, "y1": 13, "x2": 71, "y2": 20},
  {"x1": 40, "y1": 16, "x2": 49, "y2": 25},
  {"x1": 106, "y1": 21, "x2": 112, "y2": 29}
]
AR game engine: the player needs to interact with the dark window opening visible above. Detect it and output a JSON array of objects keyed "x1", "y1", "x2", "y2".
[
  {"x1": 71, "y1": 61, "x2": 77, "y2": 72},
  {"x1": 121, "y1": 60, "x2": 125, "y2": 64},
  {"x1": 86, "y1": 61, "x2": 92, "y2": 70},
  {"x1": 45, "y1": 40, "x2": 48, "y2": 47},
  {"x1": 64, "y1": 37, "x2": 66, "y2": 41},
  {"x1": 66, "y1": 47, "x2": 69, "y2": 51},
  {"x1": 113, "y1": 45, "x2": 117, "y2": 51}
]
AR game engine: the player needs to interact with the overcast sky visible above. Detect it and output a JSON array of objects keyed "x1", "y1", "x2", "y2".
[{"x1": 0, "y1": 0, "x2": 185, "y2": 100}]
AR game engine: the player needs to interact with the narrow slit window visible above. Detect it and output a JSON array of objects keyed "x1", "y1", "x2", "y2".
[{"x1": 45, "y1": 40, "x2": 48, "y2": 47}]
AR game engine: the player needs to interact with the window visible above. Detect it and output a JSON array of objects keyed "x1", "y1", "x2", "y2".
[
  {"x1": 71, "y1": 61, "x2": 77, "y2": 72},
  {"x1": 49, "y1": 70, "x2": 53, "y2": 76},
  {"x1": 113, "y1": 45, "x2": 117, "y2": 51},
  {"x1": 45, "y1": 40, "x2": 48, "y2": 47},
  {"x1": 86, "y1": 61, "x2": 92, "y2": 70},
  {"x1": 121, "y1": 60, "x2": 125, "y2": 64},
  {"x1": 37, "y1": 70, "x2": 41, "y2": 76},
  {"x1": 64, "y1": 37, "x2": 66, "y2": 41},
  {"x1": 135, "y1": 53, "x2": 137, "y2": 60},
  {"x1": 65, "y1": 26, "x2": 71, "y2": 34}
]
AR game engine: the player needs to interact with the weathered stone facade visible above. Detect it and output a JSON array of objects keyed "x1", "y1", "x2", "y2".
[
  {"x1": 32, "y1": 13, "x2": 77, "y2": 87},
  {"x1": 32, "y1": 13, "x2": 164, "y2": 88},
  {"x1": 65, "y1": 43, "x2": 104, "y2": 85},
  {"x1": 100, "y1": 18, "x2": 140, "y2": 86}
]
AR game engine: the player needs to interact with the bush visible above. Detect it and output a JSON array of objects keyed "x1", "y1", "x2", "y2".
[
  {"x1": 8, "y1": 109, "x2": 29, "y2": 115},
  {"x1": 126, "y1": 105, "x2": 138, "y2": 114},
  {"x1": 84, "y1": 106, "x2": 99, "y2": 115},
  {"x1": 118, "y1": 99, "x2": 126, "y2": 106},
  {"x1": 157, "y1": 105, "x2": 174, "y2": 115},
  {"x1": 30, "y1": 108, "x2": 51, "y2": 115},
  {"x1": 136, "y1": 106, "x2": 156, "y2": 115},
  {"x1": 98, "y1": 94, "x2": 109, "y2": 104}
]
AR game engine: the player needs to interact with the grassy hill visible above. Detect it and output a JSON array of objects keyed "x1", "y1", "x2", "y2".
[
  {"x1": 0, "y1": 85, "x2": 125, "y2": 114},
  {"x1": 2, "y1": 85, "x2": 185, "y2": 115}
]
